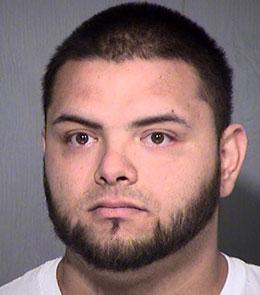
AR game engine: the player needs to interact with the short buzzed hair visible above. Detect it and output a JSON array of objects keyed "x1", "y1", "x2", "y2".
[{"x1": 42, "y1": 2, "x2": 233, "y2": 139}]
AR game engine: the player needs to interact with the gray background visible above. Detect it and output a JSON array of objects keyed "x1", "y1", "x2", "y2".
[{"x1": 0, "y1": 0, "x2": 259, "y2": 286}]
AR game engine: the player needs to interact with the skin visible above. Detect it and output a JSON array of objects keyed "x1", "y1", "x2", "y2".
[{"x1": 43, "y1": 58, "x2": 247, "y2": 294}]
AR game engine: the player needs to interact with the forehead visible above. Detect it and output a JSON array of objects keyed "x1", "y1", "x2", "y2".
[
  {"x1": 53, "y1": 58, "x2": 200, "y2": 96},
  {"x1": 49, "y1": 58, "x2": 213, "y2": 128}
]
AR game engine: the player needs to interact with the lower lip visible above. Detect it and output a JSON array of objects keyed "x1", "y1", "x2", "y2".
[{"x1": 92, "y1": 207, "x2": 145, "y2": 218}]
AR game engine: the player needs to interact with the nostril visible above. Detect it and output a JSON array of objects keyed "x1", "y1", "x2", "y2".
[
  {"x1": 116, "y1": 176, "x2": 128, "y2": 182},
  {"x1": 94, "y1": 155, "x2": 138, "y2": 186},
  {"x1": 100, "y1": 176, "x2": 108, "y2": 184},
  {"x1": 96, "y1": 175, "x2": 129, "y2": 186}
]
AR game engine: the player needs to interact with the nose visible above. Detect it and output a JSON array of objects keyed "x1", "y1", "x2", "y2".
[{"x1": 94, "y1": 150, "x2": 138, "y2": 186}]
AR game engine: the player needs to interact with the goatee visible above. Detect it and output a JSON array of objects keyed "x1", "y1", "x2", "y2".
[{"x1": 44, "y1": 162, "x2": 220, "y2": 272}]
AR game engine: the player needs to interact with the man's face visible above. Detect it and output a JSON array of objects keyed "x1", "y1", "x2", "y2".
[{"x1": 43, "y1": 59, "x2": 220, "y2": 271}]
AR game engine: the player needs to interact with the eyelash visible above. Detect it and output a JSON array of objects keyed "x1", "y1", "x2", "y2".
[
  {"x1": 64, "y1": 132, "x2": 97, "y2": 147},
  {"x1": 63, "y1": 130, "x2": 176, "y2": 148},
  {"x1": 141, "y1": 131, "x2": 176, "y2": 147}
]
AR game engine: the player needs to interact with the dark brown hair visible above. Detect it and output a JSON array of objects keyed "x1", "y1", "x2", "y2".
[{"x1": 42, "y1": 2, "x2": 233, "y2": 138}]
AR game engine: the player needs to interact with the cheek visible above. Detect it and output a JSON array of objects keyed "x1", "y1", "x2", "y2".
[
  {"x1": 44, "y1": 146, "x2": 94, "y2": 206},
  {"x1": 137, "y1": 146, "x2": 218, "y2": 213}
]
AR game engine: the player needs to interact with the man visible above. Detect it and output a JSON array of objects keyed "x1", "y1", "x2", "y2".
[{"x1": 1, "y1": 2, "x2": 259, "y2": 294}]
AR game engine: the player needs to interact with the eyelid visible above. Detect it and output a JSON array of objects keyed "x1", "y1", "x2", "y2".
[
  {"x1": 140, "y1": 129, "x2": 177, "y2": 139},
  {"x1": 64, "y1": 127, "x2": 98, "y2": 138},
  {"x1": 64, "y1": 130, "x2": 98, "y2": 147},
  {"x1": 140, "y1": 129, "x2": 177, "y2": 146}
]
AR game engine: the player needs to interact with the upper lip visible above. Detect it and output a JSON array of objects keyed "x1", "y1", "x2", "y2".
[{"x1": 89, "y1": 200, "x2": 147, "y2": 212}]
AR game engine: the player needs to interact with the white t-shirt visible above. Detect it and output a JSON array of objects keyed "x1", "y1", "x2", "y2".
[
  {"x1": 221, "y1": 255, "x2": 260, "y2": 294},
  {"x1": 0, "y1": 258, "x2": 62, "y2": 295},
  {"x1": 0, "y1": 255, "x2": 259, "y2": 294}
]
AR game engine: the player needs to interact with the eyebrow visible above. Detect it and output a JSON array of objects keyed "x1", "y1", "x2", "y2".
[
  {"x1": 52, "y1": 113, "x2": 191, "y2": 130},
  {"x1": 52, "y1": 114, "x2": 103, "y2": 130},
  {"x1": 129, "y1": 114, "x2": 191, "y2": 129}
]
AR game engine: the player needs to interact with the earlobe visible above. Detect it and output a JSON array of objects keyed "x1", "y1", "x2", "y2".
[
  {"x1": 41, "y1": 128, "x2": 46, "y2": 154},
  {"x1": 220, "y1": 124, "x2": 247, "y2": 198}
]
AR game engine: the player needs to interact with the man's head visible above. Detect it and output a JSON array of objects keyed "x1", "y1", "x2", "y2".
[
  {"x1": 42, "y1": 2, "x2": 233, "y2": 139},
  {"x1": 42, "y1": 3, "x2": 247, "y2": 272}
]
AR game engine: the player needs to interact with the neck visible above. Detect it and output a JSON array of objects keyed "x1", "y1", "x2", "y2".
[{"x1": 57, "y1": 214, "x2": 227, "y2": 295}]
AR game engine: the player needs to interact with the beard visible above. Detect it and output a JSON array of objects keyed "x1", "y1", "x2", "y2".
[{"x1": 44, "y1": 162, "x2": 220, "y2": 272}]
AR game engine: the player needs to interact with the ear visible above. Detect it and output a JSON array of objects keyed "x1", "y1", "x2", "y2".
[
  {"x1": 41, "y1": 128, "x2": 46, "y2": 154},
  {"x1": 220, "y1": 124, "x2": 247, "y2": 198}
]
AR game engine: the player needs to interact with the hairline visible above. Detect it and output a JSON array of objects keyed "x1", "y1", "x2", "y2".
[{"x1": 46, "y1": 56, "x2": 216, "y2": 126}]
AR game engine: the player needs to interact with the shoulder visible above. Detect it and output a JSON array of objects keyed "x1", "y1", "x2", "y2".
[
  {"x1": 221, "y1": 254, "x2": 260, "y2": 295},
  {"x1": 0, "y1": 258, "x2": 62, "y2": 295}
]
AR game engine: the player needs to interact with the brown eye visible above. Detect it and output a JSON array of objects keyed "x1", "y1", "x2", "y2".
[
  {"x1": 65, "y1": 132, "x2": 96, "y2": 147},
  {"x1": 141, "y1": 131, "x2": 175, "y2": 147},
  {"x1": 150, "y1": 132, "x2": 165, "y2": 144},
  {"x1": 75, "y1": 133, "x2": 89, "y2": 145}
]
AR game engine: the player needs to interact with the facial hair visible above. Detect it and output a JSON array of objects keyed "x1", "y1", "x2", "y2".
[{"x1": 44, "y1": 162, "x2": 220, "y2": 272}]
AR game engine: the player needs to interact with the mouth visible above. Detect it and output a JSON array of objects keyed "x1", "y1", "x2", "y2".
[{"x1": 89, "y1": 201, "x2": 147, "y2": 219}]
